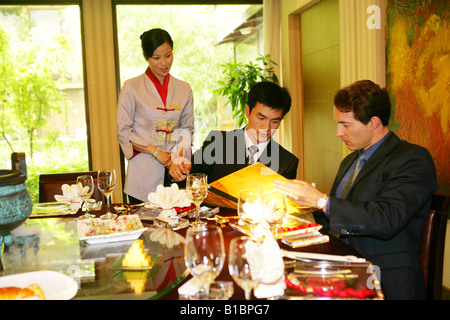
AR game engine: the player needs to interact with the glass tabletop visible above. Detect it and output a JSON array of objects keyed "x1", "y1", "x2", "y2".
[{"x1": 0, "y1": 218, "x2": 188, "y2": 300}]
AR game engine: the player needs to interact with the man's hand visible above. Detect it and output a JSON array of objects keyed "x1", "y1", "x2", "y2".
[{"x1": 273, "y1": 179, "x2": 324, "y2": 209}]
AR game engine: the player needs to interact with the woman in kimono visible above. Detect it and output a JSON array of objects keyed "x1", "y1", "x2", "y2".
[{"x1": 117, "y1": 28, "x2": 194, "y2": 203}]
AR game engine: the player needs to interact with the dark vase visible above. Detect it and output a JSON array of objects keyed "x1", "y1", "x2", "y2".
[{"x1": 0, "y1": 169, "x2": 33, "y2": 270}]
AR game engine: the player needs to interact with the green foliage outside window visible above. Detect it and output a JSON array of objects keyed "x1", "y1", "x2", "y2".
[{"x1": 214, "y1": 54, "x2": 279, "y2": 128}]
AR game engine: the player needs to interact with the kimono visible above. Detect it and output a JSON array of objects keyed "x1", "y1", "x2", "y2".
[{"x1": 117, "y1": 69, "x2": 194, "y2": 201}]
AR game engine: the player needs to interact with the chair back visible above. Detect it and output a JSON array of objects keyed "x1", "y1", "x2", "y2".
[
  {"x1": 39, "y1": 171, "x2": 106, "y2": 203},
  {"x1": 419, "y1": 192, "x2": 449, "y2": 300}
]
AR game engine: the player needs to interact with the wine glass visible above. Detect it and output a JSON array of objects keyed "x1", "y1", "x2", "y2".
[
  {"x1": 237, "y1": 189, "x2": 264, "y2": 240},
  {"x1": 184, "y1": 225, "x2": 225, "y2": 299},
  {"x1": 228, "y1": 236, "x2": 263, "y2": 300},
  {"x1": 186, "y1": 173, "x2": 208, "y2": 229},
  {"x1": 263, "y1": 190, "x2": 287, "y2": 238},
  {"x1": 97, "y1": 169, "x2": 117, "y2": 219},
  {"x1": 76, "y1": 175, "x2": 95, "y2": 219}
]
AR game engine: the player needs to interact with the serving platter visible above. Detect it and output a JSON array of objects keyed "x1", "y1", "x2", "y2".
[
  {"x1": 77, "y1": 214, "x2": 147, "y2": 244},
  {"x1": 230, "y1": 214, "x2": 322, "y2": 239},
  {"x1": 0, "y1": 270, "x2": 78, "y2": 300}
]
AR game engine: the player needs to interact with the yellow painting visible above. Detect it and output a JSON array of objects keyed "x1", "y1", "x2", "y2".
[{"x1": 386, "y1": 0, "x2": 449, "y2": 192}]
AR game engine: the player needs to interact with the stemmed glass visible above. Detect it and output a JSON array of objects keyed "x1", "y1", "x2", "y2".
[
  {"x1": 237, "y1": 189, "x2": 264, "y2": 240},
  {"x1": 97, "y1": 169, "x2": 117, "y2": 219},
  {"x1": 263, "y1": 190, "x2": 287, "y2": 238},
  {"x1": 76, "y1": 175, "x2": 95, "y2": 219},
  {"x1": 186, "y1": 173, "x2": 208, "y2": 229},
  {"x1": 228, "y1": 236, "x2": 263, "y2": 300},
  {"x1": 184, "y1": 225, "x2": 225, "y2": 299}
]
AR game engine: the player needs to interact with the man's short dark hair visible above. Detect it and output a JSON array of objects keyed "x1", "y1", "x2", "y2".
[
  {"x1": 247, "y1": 81, "x2": 291, "y2": 117},
  {"x1": 334, "y1": 79, "x2": 391, "y2": 126}
]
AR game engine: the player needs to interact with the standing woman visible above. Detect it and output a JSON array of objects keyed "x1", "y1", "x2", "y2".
[{"x1": 117, "y1": 28, "x2": 194, "y2": 204}]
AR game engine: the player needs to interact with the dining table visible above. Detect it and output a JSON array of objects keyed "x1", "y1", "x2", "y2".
[{"x1": 0, "y1": 200, "x2": 384, "y2": 302}]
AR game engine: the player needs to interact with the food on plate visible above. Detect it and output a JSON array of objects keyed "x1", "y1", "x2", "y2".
[
  {"x1": 0, "y1": 283, "x2": 45, "y2": 300},
  {"x1": 77, "y1": 214, "x2": 144, "y2": 238},
  {"x1": 122, "y1": 239, "x2": 152, "y2": 268}
]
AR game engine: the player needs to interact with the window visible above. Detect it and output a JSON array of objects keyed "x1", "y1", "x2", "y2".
[
  {"x1": 0, "y1": 4, "x2": 87, "y2": 202},
  {"x1": 115, "y1": 4, "x2": 263, "y2": 149}
]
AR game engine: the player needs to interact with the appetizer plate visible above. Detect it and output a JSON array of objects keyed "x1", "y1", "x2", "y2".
[
  {"x1": 0, "y1": 270, "x2": 78, "y2": 300},
  {"x1": 31, "y1": 202, "x2": 75, "y2": 216},
  {"x1": 79, "y1": 227, "x2": 148, "y2": 244},
  {"x1": 230, "y1": 214, "x2": 322, "y2": 239},
  {"x1": 77, "y1": 214, "x2": 147, "y2": 244}
]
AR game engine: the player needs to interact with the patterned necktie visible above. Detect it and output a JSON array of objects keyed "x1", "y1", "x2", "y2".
[
  {"x1": 340, "y1": 153, "x2": 366, "y2": 198},
  {"x1": 247, "y1": 145, "x2": 258, "y2": 165}
]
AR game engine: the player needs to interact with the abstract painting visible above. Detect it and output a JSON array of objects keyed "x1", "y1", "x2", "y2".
[{"x1": 386, "y1": 0, "x2": 450, "y2": 192}]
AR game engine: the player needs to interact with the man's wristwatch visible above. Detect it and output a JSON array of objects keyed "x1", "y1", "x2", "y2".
[{"x1": 317, "y1": 194, "x2": 329, "y2": 210}]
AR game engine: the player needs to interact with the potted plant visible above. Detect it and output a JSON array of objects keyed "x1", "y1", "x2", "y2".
[{"x1": 214, "y1": 54, "x2": 279, "y2": 127}]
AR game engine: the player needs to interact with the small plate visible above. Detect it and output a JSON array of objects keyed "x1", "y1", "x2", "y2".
[
  {"x1": 153, "y1": 217, "x2": 190, "y2": 230},
  {"x1": 230, "y1": 215, "x2": 322, "y2": 239},
  {"x1": 112, "y1": 254, "x2": 163, "y2": 270},
  {"x1": 31, "y1": 202, "x2": 75, "y2": 216},
  {"x1": 0, "y1": 270, "x2": 78, "y2": 300},
  {"x1": 79, "y1": 228, "x2": 148, "y2": 244}
]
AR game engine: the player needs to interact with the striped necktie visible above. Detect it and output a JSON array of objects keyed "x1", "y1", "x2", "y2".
[
  {"x1": 247, "y1": 145, "x2": 258, "y2": 165},
  {"x1": 340, "y1": 152, "x2": 366, "y2": 198}
]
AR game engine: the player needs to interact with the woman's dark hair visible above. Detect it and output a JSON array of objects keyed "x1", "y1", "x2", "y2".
[
  {"x1": 140, "y1": 28, "x2": 173, "y2": 59},
  {"x1": 334, "y1": 79, "x2": 391, "y2": 126},
  {"x1": 247, "y1": 81, "x2": 291, "y2": 117}
]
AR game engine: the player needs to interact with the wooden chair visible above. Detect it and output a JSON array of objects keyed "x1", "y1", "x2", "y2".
[
  {"x1": 419, "y1": 192, "x2": 450, "y2": 300},
  {"x1": 39, "y1": 171, "x2": 105, "y2": 203}
]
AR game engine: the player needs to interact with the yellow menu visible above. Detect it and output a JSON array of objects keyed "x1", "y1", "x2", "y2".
[{"x1": 205, "y1": 163, "x2": 311, "y2": 214}]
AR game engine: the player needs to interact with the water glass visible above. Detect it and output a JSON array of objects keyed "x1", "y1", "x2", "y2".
[
  {"x1": 237, "y1": 189, "x2": 264, "y2": 240},
  {"x1": 263, "y1": 190, "x2": 287, "y2": 238},
  {"x1": 184, "y1": 225, "x2": 225, "y2": 299},
  {"x1": 228, "y1": 236, "x2": 263, "y2": 300},
  {"x1": 76, "y1": 175, "x2": 95, "y2": 219},
  {"x1": 186, "y1": 173, "x2": 208, "y2": 229},
  {"x1": 97, "y1": 169, "x2": 117, "y2": 219}
]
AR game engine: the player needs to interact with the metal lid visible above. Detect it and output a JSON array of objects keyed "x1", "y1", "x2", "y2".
[{"x1": 0, "y1": 169, "x2": 26, "y2": 186}]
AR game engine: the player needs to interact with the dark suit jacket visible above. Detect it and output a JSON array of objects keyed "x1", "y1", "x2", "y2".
[
  {"x1": 190, "y1": 129, "x2": 299, "y2": 183},
  {"x1": 314, "y1": 132, "x2": 437, "y2": 299}
]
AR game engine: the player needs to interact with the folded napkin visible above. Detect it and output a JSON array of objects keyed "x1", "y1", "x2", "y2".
[
  {"x1": 247, "y1": 236, "x2": 286, "y2": 298},
  {"x1": 147, "y1": 184, "x2": 191, "y2": 218},
  {"x1": 149, "y1": 228, "x2": 185, "y2": 249},
  {"x1": 238, "y1": 198, "x2": 274, "y2": 239},
  {"x1": 54, "y1": 183, "x2": 89, "y2": 211},
  {"x1": 241, "y1": 198, "x2": 265, "y2": 224}
]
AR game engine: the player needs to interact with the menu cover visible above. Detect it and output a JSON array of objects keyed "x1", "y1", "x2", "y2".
[{"x1": 205, "y1": 162, "x2": 310, "y2": 214}]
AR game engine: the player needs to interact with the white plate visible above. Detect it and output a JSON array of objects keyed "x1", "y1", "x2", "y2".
[
  {"x1": 0, "y1": 270, "x2": 78, "y2": 300},
  {"x1": 79, "y1": 227, "x2": 148, "y2": 244},
  {"x1": 31, "y1": 202, "x2": 75, "y2": 216}
]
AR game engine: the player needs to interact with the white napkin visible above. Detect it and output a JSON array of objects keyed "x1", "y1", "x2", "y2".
[
  {"x1": 147, "y1": 184, "x2": 191, "y2": 217},
  {"x1": 248, "y1": 236, "x2": 286, "y2": 298},
  {"x1": 239, "y1": 198, "x2": 273, "y2": 239},
  {"x1": 241, "y1": 198, "x2": 265, "y2": 224},
  {"x1": 54, "y1": 183, "x2": 89, "y2": 211}
]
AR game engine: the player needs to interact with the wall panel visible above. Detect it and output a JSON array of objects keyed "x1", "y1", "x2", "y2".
[{"x1": 82, "y1": 0, "x2": 122, "y2": 201}]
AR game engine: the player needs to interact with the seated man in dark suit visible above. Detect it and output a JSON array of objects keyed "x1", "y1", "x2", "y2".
[
  {"x1": 273, "y1": 80, "x2": 437, "y2": 300},
  {"x1": 170, "y1": 81, "x2": 299, "y2": 183}
]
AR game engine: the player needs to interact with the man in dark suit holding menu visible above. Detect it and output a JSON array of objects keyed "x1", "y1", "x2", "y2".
[
  {"x1": 274, "y1": 80, "x2": 437, "y2": 300},
  {"x1": 170, "y1": 81, "x2": 299, "y2": 183}
]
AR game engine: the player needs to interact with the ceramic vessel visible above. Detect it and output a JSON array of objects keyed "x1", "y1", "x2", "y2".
[
  {"x1": 0, "y1": 169, "x2": 33, "y2": 233},
  {"x1": 0, "y1": 169, "x2": 33, "y2": 270}
]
